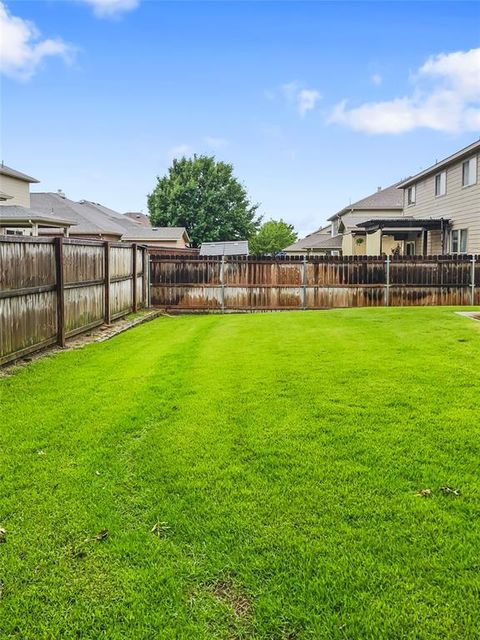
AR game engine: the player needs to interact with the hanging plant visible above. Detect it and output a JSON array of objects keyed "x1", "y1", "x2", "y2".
[{"x1": 356, "y1": 237, "x2": 365, "y2": 245}]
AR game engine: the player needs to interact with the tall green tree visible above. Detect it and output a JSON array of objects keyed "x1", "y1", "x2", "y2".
[
  {"x1": 250, "y1": 219, "x2": 297, "y2": 255},
  {"x1": 148, "y1": 155, "x2": 260, "y2": 247}
]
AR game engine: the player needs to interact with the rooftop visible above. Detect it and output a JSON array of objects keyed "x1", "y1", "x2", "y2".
[
  {"x1": 200, "y1": 240, "x2": 249, "y2": 256},
  {"x1": 0, "y1": 204, "x2": 75, "y2": 228},
  {"x1": 328, "y1": 182, "x2": 403, "y2": 221},
  {"x1": 0, "y1": 164, "x2": 40, "y2": 184},
  {"x1": 122, "y1": 227, "x2": 189, "y2": 242},
  {"x1": 398, "y1": 140, "x2": 480, "y2": 189},
  {"x1": 124, "y1": 212, "x2": 151, "y2": 227}
]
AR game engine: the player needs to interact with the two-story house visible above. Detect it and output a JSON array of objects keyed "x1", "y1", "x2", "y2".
[
  {"x1": 0, "y1": 164, "x2": 74, "y2": 236},
  {"x1": 396, "y1": 140, "x2": 479, "y2": 254}
]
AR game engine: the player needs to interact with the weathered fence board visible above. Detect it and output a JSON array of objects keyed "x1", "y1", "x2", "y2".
[
  {"x1": 150, "y1": 254, "x2": 480, "y2": 312},
  {"x1": 0, "y1": 237, "x2": 148, "y2": 366}
]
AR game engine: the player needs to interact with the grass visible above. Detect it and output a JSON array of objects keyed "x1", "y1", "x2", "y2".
[{"x1": 1, "y1": 307, "x2": 480, "y2": 639}]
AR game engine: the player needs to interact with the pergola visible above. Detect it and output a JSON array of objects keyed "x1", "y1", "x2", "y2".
[{"x1": 355, "y1": 217, "x2": 450, "y2": 255}]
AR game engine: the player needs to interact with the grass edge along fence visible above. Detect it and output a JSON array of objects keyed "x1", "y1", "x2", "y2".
[
  {"x1": 0, "y1": 236, "x2": 149, "y2": 366},
  {"x1": 150, "y1": 253, "x2": 480, "y2": 312}
]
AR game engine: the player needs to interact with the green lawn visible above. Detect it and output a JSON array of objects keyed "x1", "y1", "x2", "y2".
[{"x1": 1, "y1": 308, "x2": 480, "y2": 639}]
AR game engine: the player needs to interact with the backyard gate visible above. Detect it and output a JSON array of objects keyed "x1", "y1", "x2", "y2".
[{"x1": 150, "y1": 253, "x2": 480, "y2": 311}]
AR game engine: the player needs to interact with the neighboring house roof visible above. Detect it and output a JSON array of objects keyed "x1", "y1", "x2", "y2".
[
  {"x1": 79, "y1": 200, "x2": 143, "y2": 233},
  {"x1": 122, "y1": 227, "x2": 189, "y2": 242},
  {"x1": 0, "y1": 164, "x2": 40, "y2": 183},
  {"x1": 0, "y1": 204, "x2": 75, "y2": 227},
  {"x1": 397, "y1": 140, "x2": 480, "y2": 189},
  {"x1": 284, "y1": 225, "x2": 334, "y2": 251},
  {"x1": 328, "y1": 183, "x2": 403, "y2": 221},
  {"x1": 31, "y1": 193, "x2": 190, "y2": 243},
  {"x1": 124, "y1": 212, "x2": 151, "y2": 227},
  {"x1": 200, "y1": 240, "x2": 249, "y2": 256},
  {"x1": 31, "y1": 193, "x2": 129, "y2": 237}
]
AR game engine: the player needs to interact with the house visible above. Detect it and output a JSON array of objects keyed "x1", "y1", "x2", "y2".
[
  {"x1": 0, "y1": 166, "x2": 75, "y2": 236},
  {"x1": 283, "y1": 225, "x2": 342, "y2": 256},
  {"x1": 0, "y1": 163, "x2": 39, "y2": 207},
  {"x1": 329, "y1": 183, "x2": 404, "y2": 256},
  {"x1": 396, "y1": 140, "x2": 479, "y2": 255},
  {"x1": 286, "y1": 184, "x2": 404, "y2": 256},
  {"x1": 31, "y1": 192, "x2": 190, "y2": 247},
  {"x1": 199, "y1": 240, "x2": 249, "y2": 256},
  {"x1": 121, "y1": 227, "x2": 190, "y2": 249}
]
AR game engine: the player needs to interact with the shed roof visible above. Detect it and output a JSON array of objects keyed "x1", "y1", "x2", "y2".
[
  {"x1": 200, "y1": 240, "x2": 249, "y2": 256},
  {"x1": 0, "y1": 164, "x2": 39, "y2": 183}
]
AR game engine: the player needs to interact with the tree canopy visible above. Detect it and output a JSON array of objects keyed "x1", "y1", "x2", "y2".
[
  {"x1": 249, "y1": 219, "x2": 297, "y2": 255},
  {"x1": 148, "y1": 155, "x2": 260, "y2": 247}
]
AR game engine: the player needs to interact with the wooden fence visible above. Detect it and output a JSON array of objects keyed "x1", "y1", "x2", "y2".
[
  {"x1": 150, "y1": 254, "x2": 480, "y2": 311},
  {"x1": 0, "y1": 236, "x2": 148, "y2": 366}
]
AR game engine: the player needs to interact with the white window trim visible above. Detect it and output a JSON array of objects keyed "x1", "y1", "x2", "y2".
[
  {"x1": 407, "y1": 185, "x2": 416, "y2": 206},
  {"x1": 434, "y1": 171, "x2": 446, "y2": 197},
  {"x1": 450, "y1": 228, "x2": 468, "y2": 254},
  {"x1": 462, "y1": 156, "x2": 477, "y2": 188}
]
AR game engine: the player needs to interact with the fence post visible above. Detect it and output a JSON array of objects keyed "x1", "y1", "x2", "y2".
[
  {"x1": 142, "y1": 247, "x2": 148, "y2": 308},
  {"x1": 471, "y1": 254, "x2": 476, "y2": 306},
  {"x1": 104, "y1": 241, "x2": 111, "y2": 324},
  {"x1": 220, "y1": 255, "x2": 225, "y2": 313},
  {"x1": 385, "y1": 254, "x2": 390, "y2": 307},
  {"x1": 302, "y1": 255, "x2": 307, "y2": 310},
  {"x1": 132, "y1": 243, "x2": 138, "y2": 312},
  {"x1": 55, "y1": 237, "x2": 66, "y2": 347}
]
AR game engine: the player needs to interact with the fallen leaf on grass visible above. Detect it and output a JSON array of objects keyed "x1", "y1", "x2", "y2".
[
  {"x1": 440, "y1": 486, "x2": 461, "y2": 496},
  {"x1": 95, "y1": 529, "x2": 109, "y2": 541},
  {"x1": 416, "y1": 489, "x2": 432, "y2": 498},
  {"x1": 151, "y1": 522, "x2": 170, "y2": 538},
  {"x1": 0, "y1": 527, "x2": 6, "y2": 543}
]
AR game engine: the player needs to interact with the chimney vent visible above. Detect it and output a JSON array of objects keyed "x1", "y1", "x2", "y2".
[
  {"x1": 377, "y1": 186, "x2": 382, "y2": 192},
  {"x1": 57, "y1": 189, "x2": 65, "y2": 198}
]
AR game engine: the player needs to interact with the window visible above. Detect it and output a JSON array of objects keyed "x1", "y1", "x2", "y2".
[
  {"x1": 405, "y1": 241, "x2": 416, "y2": 256},
  {"x1": 451, "y1": 229, "x2": 468, "y2": 254},
  {"x1": 462, "y1": 156, "x2": 477, "y2": 186},
  {"x1": 407, "y1": 185, "x2": 416, "y2": 205},
  {"x1": 434, "y1": 171, "x2": 446, "y2": 196}
]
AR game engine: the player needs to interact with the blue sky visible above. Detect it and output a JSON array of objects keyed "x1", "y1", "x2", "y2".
[{"x1": 1, "y1": 1, "x2": 479, "y2": 235}]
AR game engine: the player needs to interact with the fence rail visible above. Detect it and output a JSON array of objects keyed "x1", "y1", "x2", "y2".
[
  {"x1": 0, "y1": 236, "x2": 148, "y2": 366},
  {"x1": 150, "y1": 253, "x2": 480, "y2": 311}
]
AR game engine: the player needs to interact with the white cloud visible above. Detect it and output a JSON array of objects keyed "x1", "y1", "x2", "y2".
[
  {"x1": 0, "y1": 1, "x2": 74, "y2": 80},
  {"x1": 167, "y1": 144, "x2": 193, "y2": 161},
  {"x1": 371, "y1": 73, "x2": 382, "y2": 86},
  {"x1": 81, "y1": 0, "x2": 140, "y2": 18},
  {"x1": 298, "y1": 89, "x2": 321, "y2": 116},
  {"x1": 204, "y1": 136, "x2": 228, "y2": 149},
  {"x1": 330, "y1": 47, "x2": 480, "y2": 134},
  {"x1": 282, "y1": 82, "x2": 321, "y2": 116}
]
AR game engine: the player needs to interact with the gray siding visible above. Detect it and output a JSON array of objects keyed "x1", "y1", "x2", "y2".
[{"x1": 404, "y1": 151, "x2": 480, "y2": 253}]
